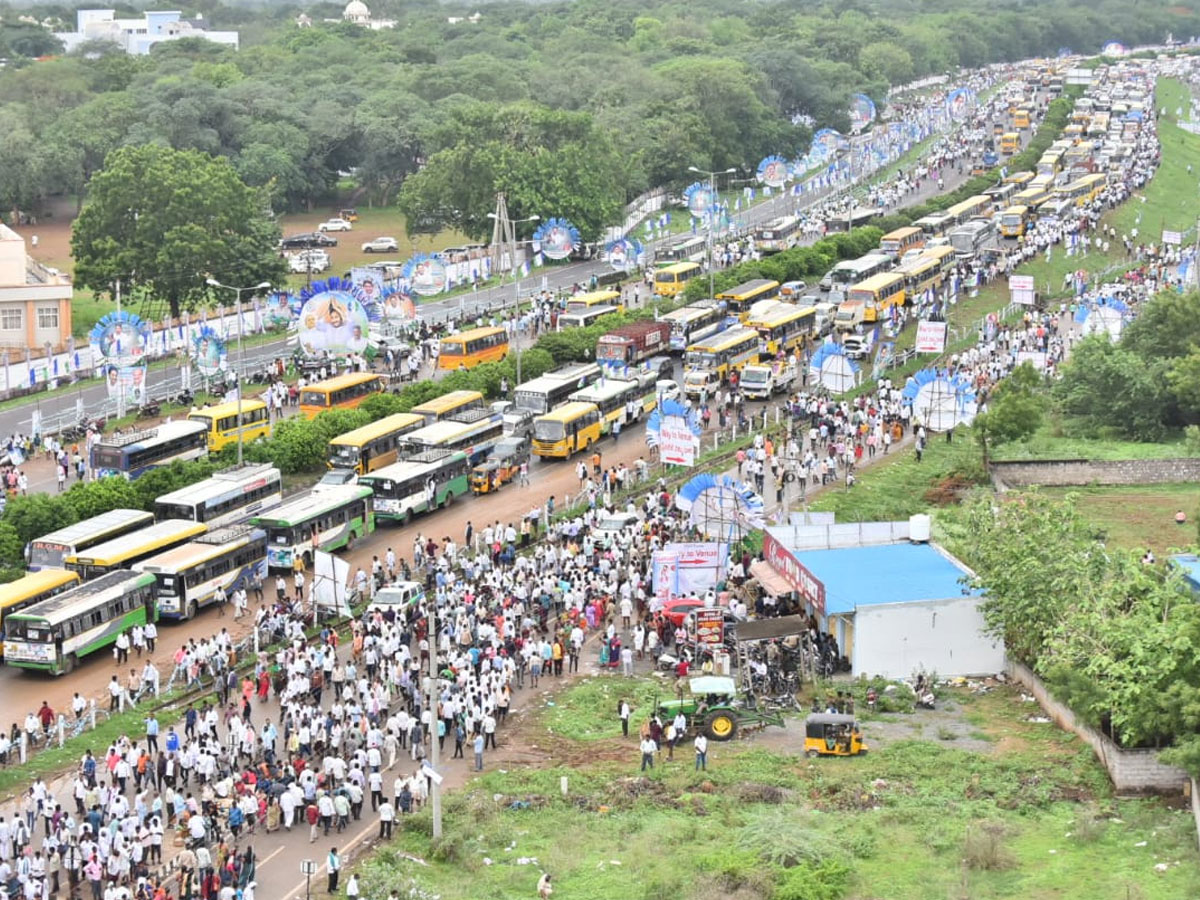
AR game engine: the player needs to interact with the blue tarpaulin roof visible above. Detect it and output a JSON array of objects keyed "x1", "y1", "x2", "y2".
[{"x1": 792, "y1": 542, "x2": 977, "y2": 615}]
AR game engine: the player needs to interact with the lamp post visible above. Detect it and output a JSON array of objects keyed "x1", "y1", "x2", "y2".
[
  {"x1": 688, "y1": 166, "x2": 736, "y2": 299},
  {"x1": 204, "y1": 278, "x2": 272, "y2": 466},
  {"x1": 486, "y1": 211, "x2": 540, "y2": 385}
]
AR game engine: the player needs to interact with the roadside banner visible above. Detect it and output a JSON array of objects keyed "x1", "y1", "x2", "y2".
[
  {"x1": 1008, "y1": 274, "x2": 1036, "y2": 306},
  {"x1": 915, "y1": 320, "x2": 947, "y2": 354},
  {"x1": 659, "y1": 415, "x2": 699, "y2": 466},
  {"x1": 695, "y1": 608, "x2": 724, "y2": 647},
  {"x1": 1163, "y1": 230, "x2": 1183, "y2": 246}
]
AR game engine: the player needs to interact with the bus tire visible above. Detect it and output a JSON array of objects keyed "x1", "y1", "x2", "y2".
[
  {"x1": 188, "y1": 600, "x2": 198, "y2": 621},
  {"x1": 61, "y1": 653, "x2": 77, "y2": 675},
  {"x1": 346, "y1": 533, "x2": 356, "y2": 552},
  {"x1": 442, "y1": 491, "x2": 454, "y2": 510}
]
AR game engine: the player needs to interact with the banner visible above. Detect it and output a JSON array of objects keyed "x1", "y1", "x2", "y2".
[
  {"x1": 684, "y1": 182, "x2": 715, "y2": 218},
  {"x1": 1008, "y1": 274, "x2": 1036, "y2": 306},
  {"x1": 313, "y1": 551, "x2": 353, "y2": 617},
  {"x1": 191, "y1": 326, "x2": 227, "y2": 376},
  {"x1": 350, "y1": 267, "x2": 385, "y2": 306},
  {"x1": 605, "y1": 237, "x2": 643, "y2": 273},
  {"x1": 401, "y1": 254, "x2": 448, "y2": 297},
  {"x1": 532, "y1": 218, "x2": 580, "y2": 261},
  {"x1": 1163, "y1": 230, "x2": 1183, "y2": 246},
  {"x1": 695, "y1": 608, "x2": 724, "y2": 647},
  {"x1": 659, "y1": 415, "x2": 699, "y2": 466},
  {"x1": 756, "y1": 155, "x2": 789, "y2": 188},
  {"x1": 915, "y1": 320, "x2": 947, "y2": 354},
  {"x1": 762, "y1": 532, "x2": 826, "y2": 614},
  {"x1": 664, "y1": 541, "x2": 729, "y2": 598},
  {"x1": 296, "y1": 280, "x2": 375, "y2": 357},
  {"x1": 652, "y1": 551, "x2": 679, "y2": 604},
  {"x1": 848, "y1": 93, "x2": 877, "y2": 133}
]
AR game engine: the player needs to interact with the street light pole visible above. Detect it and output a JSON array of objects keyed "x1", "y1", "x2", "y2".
[
  {"x1": 205, "y1": 278, "x2": 272, "y2": 466},
  {"x1": 487, "y1": 211, "x2": 539, "y2": 387},
  {"x1": 688, "y1": 166, "x2": 737, "y2": 299},
  {"x1": 428, "y1": 598, "x2": 442, "y2": 840}
]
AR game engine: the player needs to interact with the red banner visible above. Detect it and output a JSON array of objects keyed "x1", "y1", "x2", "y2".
[
  {"x1": 695, "y1": 608, "x2": 724, "y2": 647},
  {"x1": 762, "y1": 532, "x2": 826, "y2": 614}
]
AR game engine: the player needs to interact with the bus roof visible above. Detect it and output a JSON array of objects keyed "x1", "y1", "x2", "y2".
[
  {"x1": 30, "y1": 509, "x2": 153, "y2": 549},
  {"x1": 329, "y1": 413, "x2": 425, "y2": 447},
  {"x1": 566, "y1": 290, "x2": 621, "y2": 305},
  {"x1": 135, "y1": 526, "x2": 264, "y2": 574},
  {"x1": 411, "y1": 391, "x2": 484, "y2": 416},
  {"x1": 662, "y1": 302, "x2": 720, "y2": 323},
  {"x1": 514, "y1": 375, "x2": 570, "y2": 393},
  {"x1": 657, "y1": 262, "x2": 701, "y2": 275},
  {"x1": 896, "y1": 256, "x2": 940, "y2": 276},
  {"x1": 404, "y1": 418, "x2": 494, "y2": 446},
  {"x1": 850, "y1": 272, "x2": 905, "y2": 292},
  {"x1": 920, "y1": 245, "x2": 956, "y2": 261},
  {"x1": 715, "y1": 279, "x2": 779, "y2": 300},
  {"x1": 187, "y1": 399, "x2": 269, "y2": 421},
  {"x1": 0, "y1": 570, "x2": 79, "y2": 608},
  {"x1": 881, "y1": 226, "x2": 922, "y2": 241},
  {"x1": 303, "y1": 372, "x2": 382, "y2": 394},
  {"x1": 94, "y1": 420, "x2": 207, "y2": 450},
  {"x1": 360, "y1": 451, "x2": 467, "y2": 486},
  {"x1": 569, "y1": 379, "x2": 637, "y2": 404},
  {"x1": 689, "y1": 326, "x2": 759, "y2": 352},
  {"x1": 1001, "y1": 205, "x2": 1030, "y2": 216},
  {"x1": 252, "y1": 485, "x2": 372, "y2": 526},
  {"x1": 535, "y1": 401, "x2": 598, "y2": 422},
  {"x1": 831, "y1": 253, "x2": 892, "y2": 273},
  {"x1": 7, "y1": 571, "x2": 155, "y2": 628},
  {"x1": 66, "y1": 519, "x2": 209, "y2": 567},
  {"x1": 745, "y1": 303, "x2": 812, "y2": 327},
  {"x1": 441, "y1": 325, "x2": 506, "y2": 344},
  {"x1": 154, "y1": 464, "x2": 280, "y2": 506}
]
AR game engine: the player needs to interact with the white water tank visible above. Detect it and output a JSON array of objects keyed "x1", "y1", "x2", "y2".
[{"x1": 909, "y1": 514, "x2": 932, "y2": 543}]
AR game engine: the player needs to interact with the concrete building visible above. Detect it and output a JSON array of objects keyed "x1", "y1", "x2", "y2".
[
  {"x1": 54, "y1": 10, "x2": 239, "y2": 55},
  {"x1": 0, "y1": 225, "x2": 73, "y2": 353},
  {"x1": 757, "y1": 521, "x2": 1005, "y2": 680},
  {"x1": 335, "y1": 0, "x2": 395, "y2": 30}
]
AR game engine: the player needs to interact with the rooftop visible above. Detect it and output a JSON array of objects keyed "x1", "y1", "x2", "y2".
[{"x1": 791, "y1": 542, "x2": 977, "y2": 615}]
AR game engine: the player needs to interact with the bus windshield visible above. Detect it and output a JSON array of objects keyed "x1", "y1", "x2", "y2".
[{"x1": 533, "y1": 420, "x2": 565, "y2": 442}]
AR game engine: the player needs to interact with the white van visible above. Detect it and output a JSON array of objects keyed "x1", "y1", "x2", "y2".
[{"x1": 367, "y1": 581, "x2": 425, "y2": 617}]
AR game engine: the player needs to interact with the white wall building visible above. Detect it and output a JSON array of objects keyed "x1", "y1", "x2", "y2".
[{"x1": 54, "y1": 10, "x2": 239, "y2": 55}]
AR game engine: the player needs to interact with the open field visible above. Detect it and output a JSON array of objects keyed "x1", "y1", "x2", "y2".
[
  {"x1": 1039, "y1": 483, "x2": 1200, "y2": 555},
  {"x1": 356, "y1": 679, "x2": 1200, "y2": 900},
  {"x1": 990, "y1": 422, "x2": 1191, "y2": 461}
]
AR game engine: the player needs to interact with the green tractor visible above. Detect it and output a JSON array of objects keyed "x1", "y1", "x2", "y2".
[{"x1": 655, "y1": 675, "x2": 786, "y2": 741}]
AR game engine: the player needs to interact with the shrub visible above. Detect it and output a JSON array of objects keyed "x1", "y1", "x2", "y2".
[
  {"x1": 962, "y1": 823, "x2": 1015, "y2": 871},
  {"x1": 772, "y1": 860, "x2": 852, "y2": 900}
]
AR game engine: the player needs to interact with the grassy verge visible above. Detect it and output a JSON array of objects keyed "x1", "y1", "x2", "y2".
[
  {"x1": 990, "y1": 422, "x2": 1190, "y2": 461},
  {"x1": 541, "y1": 675, "x2": 664, "y2": 741},
  {"x1": 1038, "y1": 484, "x2": 1200, "y2": 556},
  {"x1": 355, "y1": 681, "x2": 1200, "y2": 900}
]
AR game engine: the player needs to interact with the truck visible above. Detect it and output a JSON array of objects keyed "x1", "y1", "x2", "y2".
[
  {"x1": 682, "y1": 368, "x2": 721, "y2": 399},
  {"x1": 740, "y1": 362, "x2": 797, "y2": 399},
  {"x1": 833, "y1": 299, "x2": 866, "y2": 333},
  {"x1": 596, "y1": 321, "x2": 671, "y2": 368}
]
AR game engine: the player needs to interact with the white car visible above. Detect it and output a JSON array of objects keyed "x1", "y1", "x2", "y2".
[
  {"x1": 288, "y1": 250, "x2": 330, "y2": 273},
  {"x1": 318, "y1": 218, "x2": 353, "y2": 232},
  {"x1": 655, "y1": 379, "x2": 681, "y2": 404},
  {"x1": 362, "y1": 236, "x2": 398, "y2": 253},
  {"x1": 593, "y1": 511, "x2": 640, "y2": 540}
]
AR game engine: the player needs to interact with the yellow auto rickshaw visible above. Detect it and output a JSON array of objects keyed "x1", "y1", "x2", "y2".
[
  {"x1": 469, "y1": 437, "x2": 529, "y2": 495},
  {"x1": 339, "y1": 208, "x2": 359, "y2": 222},
  {"x1": 803, "y1": 713, "x2": 867, "y2": 758}
]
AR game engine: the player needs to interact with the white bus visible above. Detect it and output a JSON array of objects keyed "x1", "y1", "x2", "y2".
[
  {"x1": 360, "y1": 449, "x2": 471, "y2": 524},
  {"x1": 251, "y1": 485, "x2": 374, "y2": 571},
  {"x1": 153, "y1": 464, "x2": 283, "y2": 529},
  {"x1": 663, "y1": 301, "x2": 727, "y2": 353},
  {"x1": 64, "y1": 519, "x2": 209, "y2": 581},
  {"x1": 27, "y1": 509, "x2": 154, "y2": 571},
  {"x1": 754, "y1": 216, "x2": 802, "y2": 253},
  {"x1": 820, "y1": 253, "x2": 894, "y2": 295},
  {"x1": 400, "y1": 410, "x2": 504, "y2": 465},
  {"x1": 134, "y1": 525, "x2": 268, "y2": 620},
  {"x1": 90, "y1": 421, "x2": 209, "y2": 480}
]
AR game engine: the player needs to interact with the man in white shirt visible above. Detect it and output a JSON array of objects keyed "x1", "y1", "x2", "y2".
[{"x1": 640, "y1": 736, "x2": 657, "y2": 771}]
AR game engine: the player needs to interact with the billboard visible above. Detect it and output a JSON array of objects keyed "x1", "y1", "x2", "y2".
[
  {"x1": 191, "y1": 326, "x2": 227, "y2": 376},
  {"x1": 914, "y1": 320, "x2": 947, "y2": 354},
  {"x1": 849, "y1": 93, "x2": 877, "y2": 133},
  {"x1": 296, "y1": 280, "x2": 375, "y2": 357},
  {"x1": 532, "y1": 217, "x2": 580, "y2": 261}
]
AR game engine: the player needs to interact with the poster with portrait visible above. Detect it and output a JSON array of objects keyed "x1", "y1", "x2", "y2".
[
  {"x1": 848, "y1": 93, "x2": 877, "y2": 133},
  {"x1": 945, "y1": 87, "x2": 976, "y2": 121},
  {"x1": 350, "y1": 267, "x2": 385, "y2": 308},
  {"x1": 605, "y1": 237, "x2": 644, "y2": 273},
  {"x1": 264, "y1": 292, "x2": 299, "y2": 328},
  {"x1": 191, "y1": 327, "x2": 227, "y2": 376},
  {"x1": 756, "y1": 155, "x2": 789, "y2": 188},
  {"x1": 684, "y1": 182, "x2": 715, "y2": 218},
  {"x1": 379, "y1": 285, "x2": 417, "y2": 320},
  {"x1": 401, "y1": 254, "x2": 448, "y2": 298},
  {"x1": 296, "y1": 279, "x2": 376, "y2": 358},
  {"x1": 104, "y1": 364, "x2": 148, "y2": 406},
  {"x1": 532, "y1": 218, "x2": 580, "y2": 261},
  {"x1": 89, "y1": 311, "x2": 152, "y2": 368}
]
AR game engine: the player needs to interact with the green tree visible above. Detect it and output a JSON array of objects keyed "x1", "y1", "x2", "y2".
[
  {"x1": 1167, "y1": 349, "x2": 1200, "y2": 423},
  {"x1": 2, "y1": 494, "x2": 76, "y2": 547},
  {"x1": 973, "y1": 362, "x2": 1044, "y2": 465},
  {"x1": 1052, "y1": 336, "x2": 1172, "y2": 440},
  {"x1": 71, "y1": 144, "x2": 287, "y2": 317},
  {"x1": 63, "y1": 477, "x2": 141, "y2": 521}
]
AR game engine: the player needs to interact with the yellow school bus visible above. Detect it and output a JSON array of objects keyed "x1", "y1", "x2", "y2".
[
  {"x1": 654, "y1": 262, "x2": 702, "y2": 297},
  {"x1": 879, "y1": 226, "x2": 924, "y2": 258},
  {"x1": 565, "y1": 290, "x2": 624, "y2": 314},
  {"x1": 1003, "y1": 171, "x2": 1035, "y2": 187},
  {"x1": 847, "y1": 273, "x2": 906, "y2": 323},
  {"x1": 327, "y1": 413, "x2": 426, "y2": 474},
  {"x1": 896, "y1": 256, "x2": 944, "y2": 299},
  {"x1": 715, "y1": 279, "x2": 782, "y2": 321},
  {"x1": 920, "y1": 245, "x2": 958, "y2": 280},
  {"x1": 410, "y1": 390, "x2": 485, "y2": 424},
  {"x1": 1013, "y1": 109, "x2": 1031, "y2": 129},
  {"x1": 1000, "y1": 132, "x2": 1020, "y2": 155},
  {"x1": 187, "y1": 399, "x2": 272, "y2": 452},
  {"x1": 437, "y1": 326, "x2": 509, "y2": 370},
  {"x1": 684, "y1": 326, "x2": 761, "y2": 380},
  {"x1": 998, "y1": 205, "x2": 1030, "y2": 238},
  {"x1": 1055, "y1": 173, "x2": 1106, "y2": 208},
  {"x1": 744, "y1": 303, "x2": 816, "y2": 356},
  {"x1": 299, "y1": 373, "x2": 384, "y2": 420},
  {"x1": 531, "y1": 401, "x2": 602, "y2": 459}
]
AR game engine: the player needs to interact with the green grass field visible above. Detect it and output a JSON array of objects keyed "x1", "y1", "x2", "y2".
[
  {"x1": 990, "y1": 422, "x2": 1191, "y2": 461},
  {"x1": 1038, "y1": 484, "x2": 1200, "y2": 556}
]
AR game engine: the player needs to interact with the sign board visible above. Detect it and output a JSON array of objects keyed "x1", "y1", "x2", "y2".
[
  {"x1": 659, "y1": 415, "x2": 698, "y2": 467},
  {"x1": 914, "y1": 321, "x2": 947, "y2": 354},
  {"x1": 762, "y1": 532, "x2": 826, "y2": 615},
  {"x1": 1163, "y1": 229, "x2": 1183, "y2": 246},
  {"x1": 422, "y1": 762, "x2": 444, "y2": 785},
  {"x1": 663, "y1": 542, "x2": 729, "y2": 598},
  {"x1": 695, "y1": 608, "x2": 725, "y2": 647},
  {"x1": 1008, "y1": 274, "x2": 1036, "y2": 306},
  {"x1": 301, "y1": 860, "x2": 318, "y2": 875},
  {"x1": 652, "y1": 551, "x2": 679, "y2": 604}
]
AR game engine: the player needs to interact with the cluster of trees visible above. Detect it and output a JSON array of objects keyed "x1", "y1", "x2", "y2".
[
  {"x1": 961, "y1": 491, "x2": 1200, "y2": 774},
  {"x1": 0, "y1": 0, "x2": 1193, "y2": 235},
  {"x1": 1055, "y1": 291, "x2": 1200, "y2": 440}
]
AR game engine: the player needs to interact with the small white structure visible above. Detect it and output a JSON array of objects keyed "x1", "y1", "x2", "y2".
[
  {"x1": 338, "y1": 0, "x2": 395, "y2": 30},
  {"x1": 54, "y1": 10, "x2": 239, "y2": 55}
]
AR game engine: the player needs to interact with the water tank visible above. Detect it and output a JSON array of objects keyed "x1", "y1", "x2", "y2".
[{"x1": 909, "y1": 513, "x2": 932, "y2": 543}]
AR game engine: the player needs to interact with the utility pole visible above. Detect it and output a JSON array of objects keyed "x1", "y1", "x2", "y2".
[
  {"x1": 205, "y1": 279, "x2": 271, "y2": 466},
  {"x1": 428, "y1": 598, "x2": 442, "y2": 839},
  {"x1": 688, "y1": 166, "x2": 737, "y2": 298}
]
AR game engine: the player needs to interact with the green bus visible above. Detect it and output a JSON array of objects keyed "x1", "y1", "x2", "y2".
[
  {"x1": 3, "y1": 571, "x2": 157, "y2": 675},
  {"x1": 251, "y1": 485, "x2": 375, "y2": 571},
  {"x1": 359, "y1": 449, "x2": 471, "y2": 525}
]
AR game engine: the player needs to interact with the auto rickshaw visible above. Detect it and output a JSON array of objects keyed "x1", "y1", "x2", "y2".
[
  {"x1": 338, "y1": 208, "x2": 359, "y2": 222},
  {"x1": 469, "y1": 437, "x2": 529, "y2": 495},
  {"x1": 803, "y1": 713, "x2": 867, "y2": 758}
]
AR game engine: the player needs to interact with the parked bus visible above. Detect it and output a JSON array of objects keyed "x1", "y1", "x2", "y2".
[
  {"x1": 252, "y1": 485, "x2": 374, "y2": 571},
  {"x1": 654, "y1": 261, "x2": 702, "y2": 297},
  {"x1": 896, "y1": 255, "x2": 944, "y2": 299},
  {"x1": 662, "y1": 301, "x2": 727, "y2": 353},
  {"x1": 566, "y1": 290, "x2": 623, "y2": 314},
  {"x1": 153, "y1": 464, "x2": 283, "y2": 528},
  {"x1": 532, "y1": 402, "x2": 603, "y2": 459},
  {"x1": 360, "y1": 449, "x2": 470, "y2": 524},
  {"x1": 0, "y1": 570, "x2": 80, "y2": 656},
  {"x1": 567, "y1": 379, "x2": 653, "y2": 434},
  {"x1": 1003, "y1": 171, "x2": 1036, "y2": 187},
  {"x1": 133, "y1": 526, "x2": 267, "y2": 621},
  {"x1": 556, "y1": 306, "x2": 620, "y2": 331},
  {"x1": 299, "y1": 373, "x2": 384, "y2": 419},
  {"x1": 1013, "y1": 186, "x2": 1051, "y2": 211},
  {"x1": 596, "y1": 321, "x2": 671, "y2": 367},
  {"x1": 326, "y1": 413, "x2": 425, "y2": 474},
  {"x1": 3, "y1": 571, "x2": 157, "y2": 675},
  {"x1": 755, "y1": 216, "x2": 802, "y2": 253},
  {"x1": 1013, "y1": 108, "x2": 1031, "y2": 129},
  {"x1": 400, "y1": 410, "x2": 504, "y2": 465},
  {"x1": 821, "y1": 254, "x2": 893, "y2": 295},
  {"x1": 514, "y1": 375, "x2": 582, "y2": 417},
  {"x1": 878, "y1": 226, "x2": 924, "y2": 259},
  {"x1": 943, "y1": 195, "x2": 992, "y2": 226},
  {"x1": 998, "y1": 205, "x2": 1030, "y2": 238},
  {"x1": 1055, "y1": 173, "x2": 1107, "y2": 208},
  {"x1": 187, "y1": 399, "x2": 271, "y2": 452},
  {"x1": 920, "y1": 245, "x2": 958, "y2": 280},
  {"x1": 27, "y1": 510, "x2": 154, "y2": 571},
  {"x1": 1036, "y1": 150, "x2": 1064, "y2": 177},
  {"x1": 983, "y1": 183, "x2": 1018, "y2": 210},
  {"x1": 65, "y1": 519, "x2": 208, "y2": 581},
  {"x1": 1029, "y1": 173, "x2": 1056, "y2": 194},
  {"x1": 684, "y1": 327, "x2": 760, "y2": 380},
  {"x1": 656, "y1": 235, "x2": 707, "y2": 264},
  {"x1": 847, "y1": 272, "x2": 906, "y2": 323},
  {"x1": 715, "y1": 279, "x2": 781, "y2": 320},
  {"x1": 410, "y1": 390, "x2": 485, "y2": 425},
  {"x1": 745, "y1": 303, "x2": 816, "y2": 356},
  {"x1": 912, "y1": 214, "x2": 953, "y2": 239},
  {"x1": 999, "y1": 132, "x2": 1020, "y2": 155},
  {"x1": 436, "y1": 326, "x2": 508, "y2": 371},
  {"x1": 91, "y1": 421, "x2": 208, "y2": 480}
]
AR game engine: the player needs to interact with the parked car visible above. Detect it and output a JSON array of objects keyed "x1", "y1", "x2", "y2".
[
  {"x1": 288, "y1": 250, "x2": 331, "y2": 273},
  {"x1": 593, "y1": 511, "x2": 641, "y2": 540},
  {"x1": 318, "y1": 218, "x2": 353, "y2": 233},
  {"x1": 655, "y1": 379, "x2": 682, "y2": 404},
  {"x1": 362, "y1": 236, "x2": 399, "y2": 253}
]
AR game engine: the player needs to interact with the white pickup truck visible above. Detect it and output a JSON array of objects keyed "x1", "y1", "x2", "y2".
[{"x1": 740, "y1": 362, "x2": 797, "y2": 399}]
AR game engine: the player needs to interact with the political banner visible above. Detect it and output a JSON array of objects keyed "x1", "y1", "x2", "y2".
[
  {"x1": 296, "y1": 280, "x2": 374, "y2": 357},
  {"x1": 102, "y1": 364, "x2": 148, "y2": 407},
  {"x1": 849, "y1": 93, "x2": 877, "y2": 133},
  {"x1": 915, "y1": 320, "x2": 947, "y2": 354},
  {"x1": 684, "y1": 182, "x2": 715, "y2": 218},
  {"x1": 945, "y1": 87, "x2": 976, "y2": 121},
  {"x1": 350, "y1": 267, "x2": 385, "y2": 307},
  {"x1": 756, "y1": 155, "x2": 789, "y2": 188},
  {"x1": 401, "y1": 254, "x2": 448, "y2": 297},
  {"x1": 191, "y1": 327, "x2": 227, "y2": 376},
  {"x1": 605, "y1": 237, "x2": 643, "y2": 273},
  {"x1": 532, "y1": 218, "x2": 580, "y2": 261},
  {"x1": 652, "y1": 551, "x2": 679, "y2": 604},
  {"x1": 89, "y1": 310, "x2": 151, "y2": 368}
]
